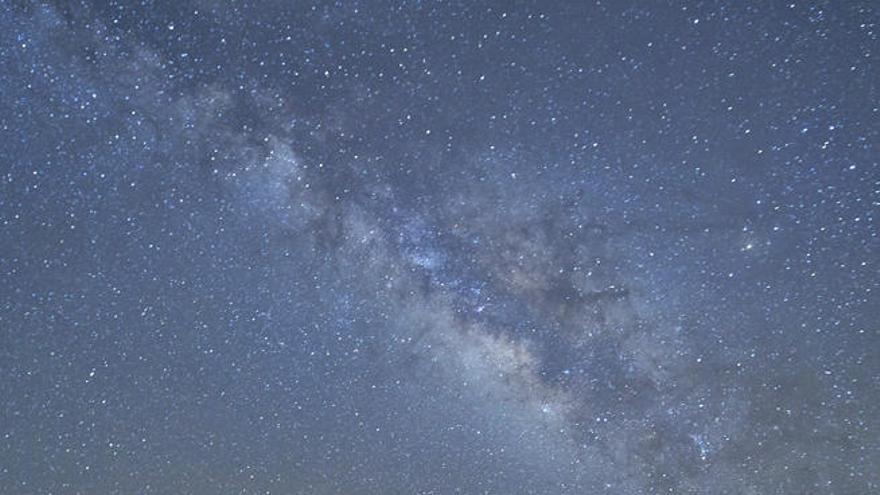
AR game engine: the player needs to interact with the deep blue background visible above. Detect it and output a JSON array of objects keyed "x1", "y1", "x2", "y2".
[{"x1": 1, "y1": 1, "x2": 877, "y2": 493}]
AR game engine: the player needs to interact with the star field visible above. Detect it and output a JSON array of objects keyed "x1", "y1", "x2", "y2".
[{"x1": 1, "y1": 1, "x2": 878, "y2": 494}]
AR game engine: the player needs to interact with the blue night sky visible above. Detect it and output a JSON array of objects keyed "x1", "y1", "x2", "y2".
[{"x1": 1, "y1": 1, "x2": 878, "y2": 493}]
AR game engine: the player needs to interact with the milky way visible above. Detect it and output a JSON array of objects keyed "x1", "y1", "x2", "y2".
[{"x1": 1, "y1": 2, "x2": 878, "y2": 494}]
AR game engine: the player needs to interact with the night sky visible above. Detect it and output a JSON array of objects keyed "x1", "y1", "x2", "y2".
[{"x1": 1, "y1": 1, "x2": 878, "y2": 494}]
